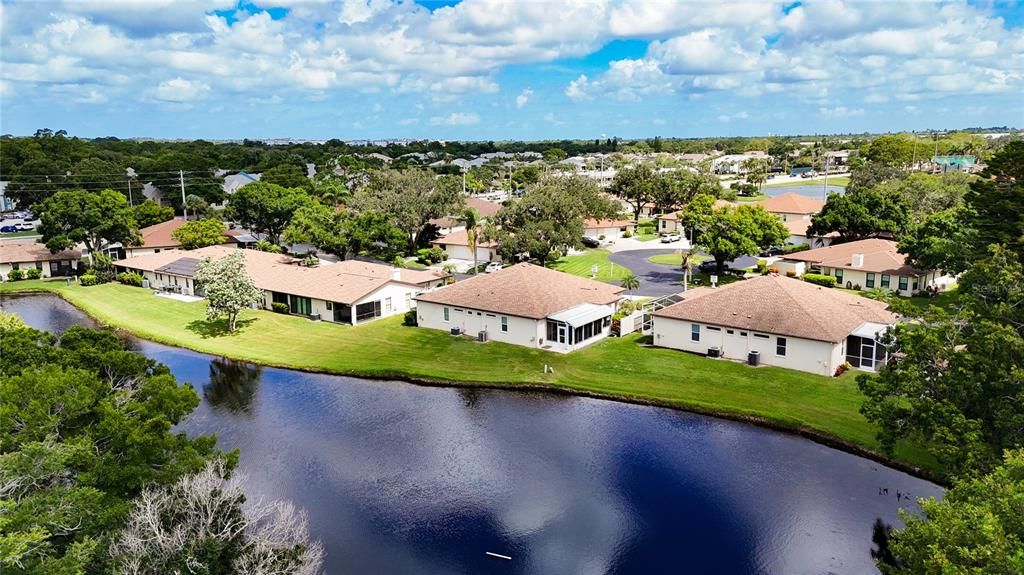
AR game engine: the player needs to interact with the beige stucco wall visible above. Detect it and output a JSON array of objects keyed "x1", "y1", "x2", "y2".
[
  {"x1": 652, "y1": 315, "x2": 843, "y2": 376},
  {"x1": 441, "y1": 244, "x2": 501, "y2": 263},
  {"x1": 0, "y1": 259, "x2": 79, "y2": 281},
  {"x1": 125, "y1": 247, "x2": 169, "y2": 258},
  {"x1": 658, "y1": 218, "x2": 681, "y2": 233},
  {"x1": 416, "y1": 300, "x2": 544, "y2": 348}
]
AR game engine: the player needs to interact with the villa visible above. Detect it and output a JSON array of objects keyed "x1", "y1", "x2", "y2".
[
  {"x1": 115, "y1": 245, "x2": 448, "y2": 325},
  {"x1": 652, "y1": 274, "x2": 897, "y2": 376},
  {"x1": 430, "y1": 229, "x2": 500, "y2": 263},
  {"x1": 0, "y1": 242, "x2": 81, "y2": 280},
  {"x1": 430, "y1": 197, "x2": 502, "y2": 235},
  {"x1": 123, "y1": 218, "x2": 257, "y2": 258},
  {"x1": 415, "y1": 262, "x2": 624, "y2": 353},
  {"x1": 756, "y1": 192, "x2": 825, "y2": 222},
  {"x1": 583, "y1": 218, "x2": 636, "y2": 241}
]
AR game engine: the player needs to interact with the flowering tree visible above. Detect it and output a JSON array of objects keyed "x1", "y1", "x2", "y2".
[{"x1": 194, "y1": 252, "x2": 262, "y2": 332}]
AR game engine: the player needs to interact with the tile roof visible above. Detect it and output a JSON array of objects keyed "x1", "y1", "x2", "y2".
[
  {"x1": 781, "y1": 238, "x2": 922, "y2": 275},
  {"x1": 430, "y1": 196, "x2": 503, "y2": 228},
  {"x1": 415, "y1": 262, "x2": 624, "y2": 319},
  {"x1": 135, "y1": 218, "x2": 187, "y2": 249},
  {"x1": 782, "y1": 217, "x2": 839, "y2": 238},
  {"x1": 430, "y1": 228, "x2": 498, "y2": 248},
  {"x1": 653, "y1": 274, "x2": 897, "y2": 342},
  {"x1": 116, "y1": 245, "x2": 448, "y2": 304},
  {"x1": 0, "y1": 242, "x2": 81, "y2": 263},
  {"x1": 756, "y1": 193, "x2": 825, "y2": 215}
]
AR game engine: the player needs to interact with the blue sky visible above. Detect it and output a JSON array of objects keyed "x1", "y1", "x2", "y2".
[{"x1": 1, "y1": 0, "x2": 1022, "y2": 141}]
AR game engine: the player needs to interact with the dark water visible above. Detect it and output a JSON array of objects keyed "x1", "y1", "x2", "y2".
[
  {"x1": 764, "y1": 184, "x2": 845, "y2": 200},
  {"x1": 3, "y1": 294, "x2": 942, "y2": 575}
]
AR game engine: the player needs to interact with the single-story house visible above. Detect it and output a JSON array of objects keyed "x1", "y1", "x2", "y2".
[
  {"x1": 0, "y1": 242, "x2": 81, "y2": 280},
  {"x1": 125, "y1": 218, "x2": 252, "y2": 257},
  {"x1": 776, "y1": 238, "x2": 954, "y2": 296},
  {"x1": 756, "y1": 193, "x2": 824, "y2": 222},
  {"x1": 584, "y1": 218, "x2": 636, "y2": 240},
  {"x1": 115, "y1": 245, "x2": 449, "y2": 325},
  {"x1": 782, "y1": 218, "x2": 835, "y2": 248},
  {"x1": 222, "y1": 171, "x2": 261, "y2": 195},
  {"x1": 429, "y1": 196, "x2": 502, "y2": 235},
  {"x1": 431, "y1": 229, "x2": 500, "y2": 263},
  {"x1": 657, "y1": 212, "x2": 682, "y2": 233},
  {"x1": 415, "y1": 262, "x2": 625, "y2": 353},
  {"x1": 652, "y1": 274, "x2": 898, "y2": 376}
]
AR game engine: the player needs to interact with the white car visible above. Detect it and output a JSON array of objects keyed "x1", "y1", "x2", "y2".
[
  {"x1": 485, "y1": 262, "x2": 503, "y2": 273},
  {"x1": 14, "y1": 222, "x2": 36, "y2": 231},
  {"x1": 660, "y1": 233, "x2": 681, "y2": 243}
]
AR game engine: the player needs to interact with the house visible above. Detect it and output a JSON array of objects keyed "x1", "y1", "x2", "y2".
[
  {"x1": 930, "y1": 155, "x2": 978, "y2": 174},
  {"x1": 429, "y1": 196, "x2": 502, "y2": 235},
  {"x1": 124, "y1": 218, "x2": 246, "y2": 257},
  {"x1": 711, "y1": 151, "x2": 769, "y2": 174},
  {"x1": 756, "y1": 193, "x2": 824, "y2": 222},
  {"x1": 0, "y1": 242, "x2": 81, "y2": 280},
  {"x1": 657, "y1": 212, "x2": 682, "y2": 233},
  {"x1": 776, "y1": 238, "x2": 954, "y2": 296},
  {"x1": 222, "y1": 171, "x2": 261, "y2": 195},
  {"x1": 431, "y1": 229, "x2": 500, "y2": 263},
  {"x1": 652, "y1": 274, "x2": 897, "y2": 375},
  {"x1": 115, "y1": 245, "x2": 448, "y2": 325},
  {"x1": 415, "y1": 263, "x2": 624, "y2": 353},
  {"x1": 584, "y1": 218, "x2": 636, "y2": 241},
  {"x1": 782, "y1": 218, "x2": 835, "y2": 248},
  {"x1": 0, "y1": 182, "x2": 14, "y2": 212}
]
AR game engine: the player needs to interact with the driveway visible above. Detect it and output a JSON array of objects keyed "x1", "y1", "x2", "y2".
[{"x1": 606, "y1": 249, "x2": 760, "y2": 297}]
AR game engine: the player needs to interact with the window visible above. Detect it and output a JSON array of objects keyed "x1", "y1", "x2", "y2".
[
  {"x1": 881, "y1": 274, "x2": 890, "y2": 288},
  {"x1": 898, "y1": 276, "x2": 909, "y2": 291},
  {"x1": 11, "y1": 263, "x2": 18, "y2": 270},
  {"x1": 355, "y1": 300, "x2": 382, "y2": 322},
  {"x1": 384, "y1": 297, "x2": 392, "y2": 314},
  {"x1": 726, "y1": 329, "x2": 734, "y2": 335},
  {"x1": 326, "y1": 301, "x2": 333, "y2": 310},
  {"x1": 740, "y1": 331, "x2": 747, "y2": 336},
  {"x1": 443, "y1": 307, "x2": 450, "y2": 322},
  {"x1": 865, "y1": 273, "x2": 875, "y2": 288},
  {"x1": 912, "y1": 277, "x2": 919, "y2": 291},
  {"x1": 707, "y1": 326, "x2": 721, "y2": 331},
  {"x1": 290, "y1": 296, "x2": 312, "y2": 316},
  {"x1": 501, "y1": 316, "x2": 508, "y2": 333},
  {"x1": 272, "y1": 292, "x2": 288, "y2": 305},
  {"x1": 754, "y1": 333, "x2": 769, "y2": 339},
  {"x1": 834, "y1": 268, "x2": 843, "y2": 284},
  {"x1": 35, "y1": 262, "x2": 42, "y2": 270},
  {"x1": 691, "y1": 324, "x2": 700, "y2": 342},
  {"x1": 776, "y1": 337, "x2": 787, "y2": 357},
  {"x1": 154, "y1": 249, "x2": 161, "y2": 254},
  {"x1": 405, "y1": 292, "x2": 412, "y2": 308}
]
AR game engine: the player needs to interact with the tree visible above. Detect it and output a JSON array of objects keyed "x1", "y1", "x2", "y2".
[
  {"x1": 621, "y1": 273, "x2": 640, "y2": 295},
  {"x1": 455, "y1": 207, "x2": 481, "y2": 273},
  {"x1": 689, "y1": 202, "x2": 789, "y2": 274},
  {"x1": 863, "y1": 135, "x2": 916, "y2": 167},
  {"x1": 493, "y1": 175, "x2": 619, "y2": 266},
  {"x1": 284, "y1": 203, "x2": 406, "y2": 261},
  {"x1": 36, "y1": 189, "x2": 140, "y2": 263},
  {"x1": 194, "y1": 252, "x2": 263, "y2": 332},
  {"x1": 847, "y1": 161, "x2": 906, "y2": 194},
  {"x1": 858, "y1": 246, "x2": 1024, "y2": 477},
  {"x1": 808, "y1": 187, "x2": 909, "y2": 242},
  {"x1": 899, "y1": 206, "x2": 976, "y2": 275},
  {"x1": 183, "y1": 193, "x2": 209, "y2": 219},
  {"x1": 139, "y1": 151, "x2": 225, "y2": 209},
  {"x1": 876, "y1": 171, "x2": 970, "y2": 217},
  {"x1": 172, "y1": 218, "x2": 227, "y2": 250},
  {"x1": 878, "y1": 448, "x2": 1024, "y2": 575},
  {"x1": 0, "y1": 325, "x2": 225, "y2": 573},
  {"x1": 109, "y1": 458, "x2": 323, "y2": 575},
  {"x1": 132, "y1": 200, "x2": 175, "y2": 229},
  {"x1": 227, "y1": 182, "x2": 312, "y2": 245},
  {"x1": 609, "y1": 164, "x2": 658, "y2": 221},
  {"x1": 260, "y1": 163, "x2": 313, "y2": 193},
  {"x1": 351, "y1": 168, "x2": 462, "y2": 251}
]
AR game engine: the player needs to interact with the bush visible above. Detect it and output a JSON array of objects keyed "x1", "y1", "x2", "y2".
[
  {"x1": 416, "y1": 246, "x2": 447, "y2": 265},
  {"x1": 767, "y1": 267, "x2": 779, "y2": 274},
  {"x1": 117, "y1": 271, "x2": 144, "y2": 287},
  {"x1": 802, "y1": 273, "x2": 836, "y2": 288},
  {"x1": 783, "y1": 243, "x2": 810, "y2": 254},
  {"x1": 622, "y1": 230, "x2": 632, "y2": 238},
  {"x1": 786, "y1": 270, "x2": 797, "y2": 277},
  {"x1": 852, "y1": 283, "x2": 862, "y2": 291},
  {"x1": 25, "y1": 268, "x2": 42, "y2": 280},
  {"x1": 403, "y1": 309, "x2": 418, "y2": 326},
  {"x1": 87, "y1": 253, "x2": 116, "y2": 284},
  {"x1": 598, "y1": 234, "x2": 606, "y2": 240},
  {"x1": 271, "y1": 302, "x2": 289, "y2": 314},
  {"x1": 7, "y1": 269, "x2": 25, "y2": 281},
  {"x1": 79, "y1": 274, "x2": 99, "y2": 286}
]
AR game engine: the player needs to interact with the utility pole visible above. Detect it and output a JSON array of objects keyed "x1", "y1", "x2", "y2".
[
  {"x1": 127, "y1": 178, "x2": 133, "y2": 207},
  {"x1": 179, "y1": 170, "x2": 188, "y2": 220}
]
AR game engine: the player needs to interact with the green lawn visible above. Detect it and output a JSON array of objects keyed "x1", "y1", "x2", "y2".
[
  {"x1": 905, "y1": 286, "x2": 960, "y2": 313},
  {"x1": 647, "y1": 253, "x2": 706, "y2": 266},
  {"x1": 553, "y1": 249, "x2": 632, "y2": 281},
  {"x1": 0, "y1": 230, "x2": 41, "y2": 238},
  {"x1": 0, "y1": 279, "x2": 936, "y2": 474},
  {"x1": 764, "y1": 176, "x2": 850, "y2": 188}
]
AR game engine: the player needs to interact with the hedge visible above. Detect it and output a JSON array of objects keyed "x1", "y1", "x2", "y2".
[{"x1": 802, "y1": 273, "x2": 836, "y2": 288}]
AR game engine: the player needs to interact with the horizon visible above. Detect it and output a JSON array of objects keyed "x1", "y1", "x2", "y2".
[{"x1": 2, "y1": 1, "x2": 1023, "y2": 140}]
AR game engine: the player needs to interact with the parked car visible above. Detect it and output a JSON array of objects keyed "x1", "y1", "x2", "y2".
[
  {"x1": 485, "y1": 262, "x2": 503, "y2": 273},
  {"x1": 14, "y1": 222, "x2": 36, "y2": 231},
  {"x1": 660, "y1": 233, "x2": 681, "y2": 243},
  {"x1": 697, "y1": 260, "x2": 719, "y2": 273},
  {"x1": 0, "y1": 225, "x2": 17, "y2": 233},
  {"x1": 759, "y1": 246, "x2": 784, "y2": 257},
  {"x1": 580, "y1": 236, "x2": 600, "y2": 248}
]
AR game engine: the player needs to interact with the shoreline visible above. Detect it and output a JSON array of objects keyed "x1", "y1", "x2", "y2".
[{"x1": 1, "y1": 284, "x2": 946, "y2": 486}]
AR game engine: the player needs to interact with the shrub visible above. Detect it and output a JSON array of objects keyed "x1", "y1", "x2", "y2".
[
  {"x1": 403, "y1": 309, "x2": 418, "y2": 326},
  {"x1": 79, "y1": 274, "x2": 98, "y2": 286},
  {"x1": 767, "y1": 267, "x2": 779, "y2": 274},
  {"x1": 622, "y1": 230, "x2": 632, "y2": 238},
  {"x1": 598, "y1": 234, "x2": 606, "y2": 240},
  {"x1": 117, "y1": 271, "x2": 144, "y2": 287},
  {"x1": 25, "y1": 268, "x2": 42, "y2": 280},
  {"x1": 271, "y1": 302, "x2": 289, "y2": 314},
  {"x1": 392, "y1": 256, "x2": 407, "y2": 268},
  {"x1": 302, "y1": 254, "x2": 319, "y2": 267},
  {"x1": 755, "y1": 262, "x2": 768, "y2": 274},
  {"x1": 416, "y1": 246, "x2": 447, "y2": 265},
  {"x1": 7, "y1": 269, "x2": 25, "y2": 281},
  {"x1": 852, "y1": 283, "x2": 862, "y2": 291},
  {"x1": 88, "y1": 253, "x2": 116, "y2": 284},
  {"x1": 786, "y1": 270, "x2": 797, "y2": 277},
  {"x1": 783, "y1": 243, "x2": 811, "y2": 254},
  {"x1": 802, "y1": 273, "x2": 836, "y2": 288}
]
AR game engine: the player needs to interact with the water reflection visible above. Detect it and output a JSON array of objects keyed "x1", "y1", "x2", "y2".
[{"x1": 204, "y1": 357, "x2": 263, "y2": 415}]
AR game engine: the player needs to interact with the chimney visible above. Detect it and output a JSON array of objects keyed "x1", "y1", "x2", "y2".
[
  {"x1": 391, "y1": 267, "x2": 401, "y2": 280},
  {"x1": 851, "y1": 253, "x2": 864, "y2": 268}
]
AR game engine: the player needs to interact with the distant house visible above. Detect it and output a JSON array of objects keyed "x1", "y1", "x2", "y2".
[
  {"x1": 0, "y1": 242, "x2": 81, "y2": 280},
  {"x1": 657, "y1": 211, "x2": 681, "y2": 233},
  {"x1": 415, "y1": 263, "x2": 624, "y2": 353},
  {"x1": 222, "y1": 171, "x2": 261, "y2": 195},
  {"x1": 115, "y1": 245, "x2": 448, "y2": 325},
  {"x1": 790, "y1": 167, "x2": 814, "y2": 177},
  {"x1": 711, "y1": 152, "x2": 769, "y2": 174},
  {"x1": 429, "y1": 197, "x2": 502, "y2": 235},
  {"x1": 431, "y1": 229, "x2": 500, "y2": 263},
  {"x1": 583, "y1": 218, "x2": 636, "y2": 241},
  {"x1": 930, "y1": 155, "x2": 978, "y2": 174},
  {"x1": 782, "y1": 218, "x2": 835, "y2": 248},
  {"x1": 756, "y1": 193, "x2": 824, "y2": 222},
  {"x1": 652, "y1": 274, "x2": 897, "y2": 375},
  {"x1": 776, "y1": 238, "x2": 954, "y2": 296},
  {"x1": 125, "y1": 218, "x2": 244, "y2": 257},
  {"x1": 0, "y1": 182, "x2": 14, "y2": 211}
]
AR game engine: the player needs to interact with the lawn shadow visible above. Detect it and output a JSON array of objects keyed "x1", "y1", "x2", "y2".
[{"x1": 186, "y1": 317, "x2": 257, "y2": 339}]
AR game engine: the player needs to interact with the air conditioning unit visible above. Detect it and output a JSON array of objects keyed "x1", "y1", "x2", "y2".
[
  {"x1": 309, "y1": 313, "x2": 321, "y2": 321},
  {"x1": 478, "y1": 330, "x2": 488, "y2": 342},
  {"x1": 450, "y1": 326, "x2": 462, "y2": 336},
  {"x1": 707, "y1": 347, "x2": 721, "y2": 358},
  {"x1": 142, "y1": 279, "x2": 150, "y2": 289},
  {"x1": 748, "y1": 350, "x2": 760, "y2": 366}
]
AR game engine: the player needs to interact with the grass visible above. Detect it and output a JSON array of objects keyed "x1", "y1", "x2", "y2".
[
  {"x1": 0, "y1": 230, "x2": 41, "y2": 238},
  {"x1": 1, "y1": 280, "x2": 938, "y2": 475},
  {"x1": 735, "y1": 194, "x2": 769, "y2": 202},
  {"x1": 905, "y1": 286, "x2": 960, "y2": 313},
  {"x1": 647, "y1": 253, "x2": 706, "y2": 266},
  {"x1": 553, "y1": 249, "x2": 632, "y2": 282},
  {"x1": 763, "y1": 176, "x2": 850, "y2": 188}
]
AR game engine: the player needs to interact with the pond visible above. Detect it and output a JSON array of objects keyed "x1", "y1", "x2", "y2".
[
  {"x1": 3, "y1": 294, "x2": 941, "y2": 575},
  {"x1": 763, "y1": 184, "x2": 846, "y2": 199}
]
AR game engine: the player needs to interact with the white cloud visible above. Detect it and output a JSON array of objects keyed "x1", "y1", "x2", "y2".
[
  {"x1": 718, "y1": 111, "x2": 749, "y2": 122},
  {"x1": 429, "y1": 112, "x2": 480, "y2": 126},
  {"x1": 515, "y1": 88, "x2": 533, "y2": 108},
  {"x1": 818, "y1": 106, "x2": 864, "y2": 118},
  {"x1": 153, "y1": 77, "x2": 209, "y2": 102}
]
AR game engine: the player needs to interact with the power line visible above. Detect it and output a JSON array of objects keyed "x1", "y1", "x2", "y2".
[{"x1": 1, "y1": 170, "x2": 230, "y2": 179}]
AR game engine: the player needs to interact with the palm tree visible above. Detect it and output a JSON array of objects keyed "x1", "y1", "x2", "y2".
[
  {"x1": 621, "y1": 272, "x2": 640, "y2": 295},
  {"x1": 455, "y1": 207, "x2": 481, "y2": 273}
]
